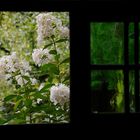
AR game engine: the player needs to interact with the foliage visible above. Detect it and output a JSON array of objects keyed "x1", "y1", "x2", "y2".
[
  {"x1": 91, "y1": 22, "x2": 124, "y2": 64},
  {"x1": 0, "y1": 12, "x2": 70, "y2": 124},
  {"x1": 91, "y1": 22, "x2": 125, "y2": 112}
]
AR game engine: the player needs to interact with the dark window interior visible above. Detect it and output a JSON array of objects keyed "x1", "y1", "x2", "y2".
[{"x1": 91, "y1": 21, "x2": 140, "y2": 113}]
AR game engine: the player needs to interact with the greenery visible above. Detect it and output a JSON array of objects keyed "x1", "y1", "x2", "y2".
[
  {"x1": 91, "y1": 22, "x2": 124, "y2": 64},
  {"x1": 91, "y1": 22, "x2": 136, "y2": 113},
  {"x1": 0, "y1": 12, "x2": 70, "y2": 124}
]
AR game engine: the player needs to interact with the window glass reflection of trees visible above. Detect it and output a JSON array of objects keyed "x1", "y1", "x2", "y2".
[
  {"x1": 91, "y1": 22, "x2": 125, "y2": 113},
  {"x1": 90, "y1": 22, "x2": 124, "y2": 65},
  {"x1": 91, "y1": 70, "x2": 124, "y2": 113}
]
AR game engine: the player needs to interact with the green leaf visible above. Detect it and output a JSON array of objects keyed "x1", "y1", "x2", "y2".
[
  {"x1": 48, "y1": 76, "x2": 53, "y2": 83},
  {"x1": 4, "y1": 95, "x2": 17, "y2": 102},
  {"x1": 62, "y1": 75, "x2": 70, "y2": 83},
  {"x1": 14, "y1": 99, "x2": 23, "y2": 111},
  {"x1": 22, "y1": 76, "x2": 30, "y2": 82},
  {"x1": 24, "y1": 99, "x2": 32, "y2": 108},
  {"x1": 55, "y1": 54, "x2": 60, "y2": 61},
  {"x1": 41, "y1": 63, "x2": 59, "y2": 75},
  {"x1": 56, "y1": 38, "x2": 69, "y2": 43},
  {"x1": 60, "y1": 57, "x2": 70, "y2": 65},
  {"x1": 16, "y1": 95, "x2": 23, "y2": 101},
  {"x1": 30, "y1": 104, "x2": 46, "y2": 112},
  {"x1": 49, "y1": 50, "x2": 57, "y2": 54},
  {"x1": 32, "y1": 93, "x2": 47, "y2": 100},
  {"x1": 38, "y1": 84, "x2": 53, "y2": 93},
  {"x1": 44, "y1": 38, "x2": 68, "y2": 49},
  {"x1": 30, "y1": 104, "x2": 55, "y2": 114},
  {"x1": 0, "y1": 119, "x2": 6, "y2": 125}
]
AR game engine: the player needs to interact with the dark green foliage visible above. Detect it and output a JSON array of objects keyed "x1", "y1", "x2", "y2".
[
  {"x1": 91, "y1": 70, "x2": 124, "y2": 113},
  {"x1": 129, "y1": 71, "x2": 135, "y2": 112},
  {"x1": 90, "y1": 22, "x2": 139, "y2": 112},
  {"x1": 90, "y1": 22, "x2": 125, "y2": 113},
  {"x1": 129, "y1": 23, "x2": 134, "y2": 64},
  {"x1": 91, "y1": 22, "x2": 124, "y2": 64}
]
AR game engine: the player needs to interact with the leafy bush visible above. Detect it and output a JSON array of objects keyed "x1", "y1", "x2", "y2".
[{"x1": 0, "y1": 12, "x2": 70, "y2": 124}]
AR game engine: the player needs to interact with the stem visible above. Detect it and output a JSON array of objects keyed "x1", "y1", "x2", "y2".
[
  {"x1": 29, "y1": 113, "x2": 32, "y2": 124},
  {"x1": 51, "y1": 36, "x2": 57, "y2": 52},
  {"x1": 51, "y1": 36, "x2": 61, "y2": 83},
  {"x1": 57, "y1": 64, "x2": 61, "y2": 83}
]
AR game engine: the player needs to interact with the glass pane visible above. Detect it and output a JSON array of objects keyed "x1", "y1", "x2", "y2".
[
  {"x1": 129, "y1": 23, "x2": 134, "y2": 64},
  {"x1": 129, "y1": 71, "x2": 135, "y2": 112},
  {"x1": 91, "y1": 70, "x2": 124, "y2": 113},
  {"x1": 90, "y1": 22, "x2": 124, "y2": 64}
]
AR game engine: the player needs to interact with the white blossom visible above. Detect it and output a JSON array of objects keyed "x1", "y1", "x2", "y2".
[
  {"x1": 5, "y1": 74, "x2": 12, "y2": 80},
  {"x1": 50, "y1": 83, "x2": 70, "y2": 106},
  {"x1": 21, "y1": 60, "x2": 32, "y2": 73},
  {"x1": 30, "y1": 78, "x2": 38, "y2": 85},
  {"x1": 36, "y1": 98, "x2": 43, "y2": 104},
  {"x1": 38, "y1": 83, "x2": 45, "y2": 91},
  {"x1": 0, "y1": 52, "x2": 31, "y2": 74},
  {"x1": 15, "y1": 75, "x2": 28, "y2": 87},
  {"x1": 0, "y1": 52, "x2": 19, "y2": 73},
  {"x1": 36, "y1": 13, "x2": 67, "y2": 46},
  {"x1": 32, "y1": 48, "x2": 53, "y2": 66},
  {"x1": 36, "y1": 13, "x2": 59, "y2": 45},
  {"x1": 59, "y1": 26, "x2": 69, "y2": 38},
  {"x1": 0, "y1": 52, "x2": 33, "y2": 86}
]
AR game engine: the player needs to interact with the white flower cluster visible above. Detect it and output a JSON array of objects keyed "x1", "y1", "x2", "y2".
[
  {"x1": 50, "y1": 83, "x2": 70, "y2": 106},
  {"x1": 36, "y1": 98, "x2": 43, "y2": 104},
  {"x1": 32, "y1": 48, "x2": 53, "y2": 66},
  {"x1": 15, "y1": 75, "x2": 28, "y2": 87},
  {"x1": 0, "y1": 52, "x2": 31, "y2": 74},
  {"x1": 36, "y1": 13, "x2": 69, "y2": 46},
  {"x1": 0, "y1": 52, "x2": 20, "y2": 73},
  {"x1": 0, "y1": 52, "x2": 37, "y2": 87},
  {"x1": 59, "y1": 26, "x2": 69, "y2": 38}
]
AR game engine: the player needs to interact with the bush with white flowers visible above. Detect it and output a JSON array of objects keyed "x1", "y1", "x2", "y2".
[
  {"x1": 50, "y1": 83, "x2": 70, "y2": 106},
  {"x1": 0, "y1": 12, "x2": 70, "y2": 124}
]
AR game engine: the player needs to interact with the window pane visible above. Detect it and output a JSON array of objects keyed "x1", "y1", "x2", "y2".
[
  {"x1": 129, "y1": 23, "x2": 134, "y2": 64},
  {"x1": 90, "y1": 22, "x2": 124, "y2": 64},
  {"x1": 129, "y1": 71, "x2": 135, "y2": 112},
  {"x1": 91, "y1": 70, "x2": 124, "y2": 113}
]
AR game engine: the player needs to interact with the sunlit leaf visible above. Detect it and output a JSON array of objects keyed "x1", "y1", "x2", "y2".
[
  {"x1": 60, "y1": 57, "x2": 70, "y2": 65},
  {"x1": 44, "y1": 38, "x2": 68, "y2": 49},
  {"x1": 4, "y1": 95, "x2": 18, "y2": 102},
  {"x1": 49, "y1": 50, "x2": 57, "y2": 54}
]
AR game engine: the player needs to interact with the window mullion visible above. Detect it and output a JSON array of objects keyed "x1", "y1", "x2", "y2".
[
  {"x1": 134, "y1": 20, "x2": 139, "y2": 112},
  {"x1": 124, "y1": 21, "x2": 130, "y2": 113}
]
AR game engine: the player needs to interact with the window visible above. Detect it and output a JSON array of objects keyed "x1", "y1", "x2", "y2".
[{"x1": 90, "y1": 21, "x2": 140, "y2": 113}]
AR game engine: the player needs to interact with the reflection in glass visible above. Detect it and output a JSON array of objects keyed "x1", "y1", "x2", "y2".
[
  {"x1": 90, "y1": 22, "x2": 124, "y2": 64},
  {"x1": 129, "y1": 71, "x2": 135, "y2": 112},
  {"x1": 91, "y1": 70, "x2": 124, "y2": 113},
  {"x1": 129, "y1": 23, "x2": 134, "y2": 64}
]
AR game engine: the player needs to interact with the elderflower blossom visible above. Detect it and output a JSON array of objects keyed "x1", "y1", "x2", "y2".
[
  {"x1": 50, "y1": 83, "x2": 70, "y2": 106},
  {"x1": 59, "y1": 26, "x2": 69, "y2": 38},
  {"x1": 30, "y1": 78, "x2": 38, "y2": 85},
  {"x1": 0, "y1": 52, "x2": 19, "y2": 73},
  {"x1": 0, "y1": 52, "x2": 32, "y2": 75},
  {"x1": 36, "y1": 12, "x2": 69, "y2": 46},
  {"x1": 0, "y1": 52, "x2": 33, "y2": 85},
  {"x1": 15, "y1": 75, "x2": 28, "y2": 87},
  {"x1": 36, "y1": 98, "x2": 43, "y2": 104},
  {"x1": 32, "y1": 48, "x2": 53, "y2": 66},
  {"x1": 20, "y1": 60, "x2": 32, "y2": 74},
  {"x1": 36, "y1": 13, "x2": 62, "y2": 45}
]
